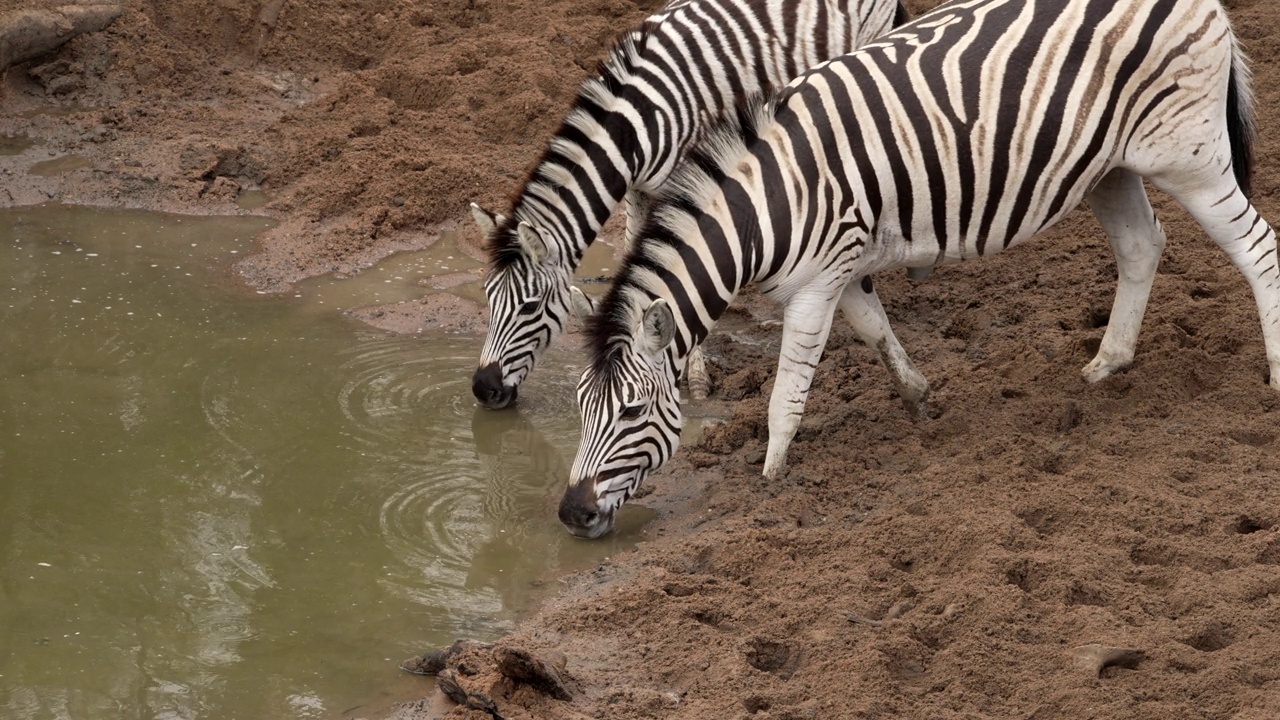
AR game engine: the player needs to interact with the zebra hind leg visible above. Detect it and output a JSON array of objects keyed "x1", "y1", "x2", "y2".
[
  {"x1": 837, "y1": 277, "x2": 930, "y2": 416},
  {"x1": 1081, "y1": 168, "x2": 1167, "y2": 384},
  {"x1": 1149, "y1": 168, "x2": 1280, "y2": 389}
]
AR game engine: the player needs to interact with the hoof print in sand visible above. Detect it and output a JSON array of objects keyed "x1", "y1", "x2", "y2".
[{"x1": 745, "y1": 637, "x2": 802, "y2": 679}]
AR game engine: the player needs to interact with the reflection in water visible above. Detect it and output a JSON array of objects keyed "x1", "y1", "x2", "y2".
[{"x1": 0, "y1": 205, "x2": 646, "y2": 720}]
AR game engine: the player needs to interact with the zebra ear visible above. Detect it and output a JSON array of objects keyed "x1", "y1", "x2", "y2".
[
  {"x1": 638, "y1": 298, "x2": 675, "y2": 356},
  {"x1": 469, "y1": 203, "x2": 504, "y2": 237},
  {"x1": 516, "y1": 222, "x2": 553, "y2": 264},
  {"x1": 569, "y1": 286, "x2": 596, "y2": 321}
]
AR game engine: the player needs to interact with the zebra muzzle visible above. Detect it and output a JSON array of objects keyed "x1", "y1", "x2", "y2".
[
  {"x1": 472, "y1": 362, "x2": 518, "y2": 409},
  {"x1": 558, "y1": 480, "x2": 615, "y2": 539}
]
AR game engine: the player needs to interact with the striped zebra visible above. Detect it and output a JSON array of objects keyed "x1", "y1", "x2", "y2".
[
  {"x1": 469, "y1": 0, "x2": 908, "y2": 410},
  {"x1": 559, "y1": 0, "x2": 1280, "y2": 538}
]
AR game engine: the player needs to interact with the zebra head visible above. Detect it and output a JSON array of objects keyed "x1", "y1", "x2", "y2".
[
  {"x1": 470, "y1": 203, "x2": 573, "y2": 410},
  {"x1": 561, "y1": 297, "x2": 682, "y2": 538}
]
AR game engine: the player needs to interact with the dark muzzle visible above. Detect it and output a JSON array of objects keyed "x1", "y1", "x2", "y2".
[
  {"x1": 472, "y1": 362, "x2": 517, "y2": 409},
  {"x1": 558, "y1": 480, "x2": 615, "y2": 539}
]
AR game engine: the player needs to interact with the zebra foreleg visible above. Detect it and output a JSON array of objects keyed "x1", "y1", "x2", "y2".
[
  {"x1": 763, "y1": 290, "x2": 842, "y2": 479},
  {"x1": 838, "y1": 277, "x2": 929, "y2": 415},
  {"x1": 1081, "y1": 168, "x2": 1166, "y2": 383},
  {"x1": 1150, "y1": 169, "x2": 1280, "y2": 389},
  {"x1": 685, "y1": 345, "x2": 711, "y2": 400}
]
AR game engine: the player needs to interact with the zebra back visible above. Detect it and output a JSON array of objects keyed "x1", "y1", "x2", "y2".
[{"x1": 471, "y1": 0, "x2": 907, "y2": 409}]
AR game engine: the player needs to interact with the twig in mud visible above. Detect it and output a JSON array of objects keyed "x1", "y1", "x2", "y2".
[
  {"x1": 847, "y1": 598, "x2": 915, "y2": 627},
  {"x1": 1070, "y1": 644, "x2": 1145, "y2": 677}
]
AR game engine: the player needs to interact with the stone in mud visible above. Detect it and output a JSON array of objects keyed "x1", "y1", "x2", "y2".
[
  {"x1": 435, "y1": 667, "x2": 501, "y2": 716},
  {"x1": 0, "y1": 5, "x2": 123, "y2": 72},
  {"x1": 400, "y1": 639, "x2": 493, "y2": 676},
  {"x1": 493, "y1": 644, "x2": 574, "y2": 701}
]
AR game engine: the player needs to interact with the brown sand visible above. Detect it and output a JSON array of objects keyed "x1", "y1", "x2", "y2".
[{"x1": 3, "y1": 0, "x2": 1279, "y2": 718}]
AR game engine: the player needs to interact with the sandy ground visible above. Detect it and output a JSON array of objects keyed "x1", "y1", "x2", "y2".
[{"x1": 3, "y1": 0, "x2": 1280, "y2": 718}]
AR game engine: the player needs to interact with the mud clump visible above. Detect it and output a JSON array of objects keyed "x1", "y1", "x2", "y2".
[{"x1": 400, "y1": 638, "x2": 577, "y2": 717}]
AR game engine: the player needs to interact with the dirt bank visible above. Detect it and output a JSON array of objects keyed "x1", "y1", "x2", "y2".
[{"x1": 4, "y1": 0, "x2": 1280, "y2": 718}]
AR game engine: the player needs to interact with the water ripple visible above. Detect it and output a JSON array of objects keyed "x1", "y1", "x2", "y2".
[{"x1": 337, "y1": 334, "x2": 477, "y2": 450}]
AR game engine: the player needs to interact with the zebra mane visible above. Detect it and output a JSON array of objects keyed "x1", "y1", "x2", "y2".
[
  {"x1": 485, "y1": 24, "x2": 659, "y2": 272},
  {"x1": 585, "y1": 93, "x2": 780, "y2": 375}
]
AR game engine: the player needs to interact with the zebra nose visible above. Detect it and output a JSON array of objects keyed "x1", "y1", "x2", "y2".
[
  {"x1": 472, "y1": 362, "x2": 517, "y2": 409},
  {"x1": 558, "y1": 480, "x2": 614, "y2": 539}
]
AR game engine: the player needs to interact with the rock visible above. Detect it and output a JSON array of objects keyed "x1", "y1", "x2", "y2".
[
  {"x1": 435, "y1": 668, "x2": 503, "y2": 718},
  {"x1": 400, "y1": 639, "x2": 494, "y2": 676},
  {"x1": 434, "y1": 667, "x2": 468, "y2": 705},
  {"x1": 0, "y1": 5, "x2": 124, "y2": 72},
  {"x1": 493, "y1": 644, "x2": 574, "y2": 701}
]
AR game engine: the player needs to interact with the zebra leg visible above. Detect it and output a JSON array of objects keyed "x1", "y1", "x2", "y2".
[
  {"x1": 837, "y1": 277, "x2": 929, "y2": 415},
  {"x1": 763, "y1": 290, "x2": 841, "y2": 479},
  {"x1": 686, "y1": 345, "x2": 711, "y2": 400},
  {"x1": 1148, "y1": 170, "x2": 1280, "y2": 389},
  {"x1": 1081, "y1": 168, "x2": 1167, "y2": 383}
]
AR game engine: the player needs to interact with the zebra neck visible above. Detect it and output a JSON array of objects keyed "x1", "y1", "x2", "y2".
[
  {"x1": 667, "y1": 280, "x2": 743, "y2": 380},
  {"x1": 508, "y1": 99, "x2": 655, "y2": 268},
  {"x1": 507, "y1": 170, "x2": 622, "y2": 267}
]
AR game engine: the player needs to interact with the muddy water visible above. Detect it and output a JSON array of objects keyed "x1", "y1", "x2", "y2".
[
  {"x1": 26, "y1": 155, "x2": 92, "y2": 177},
  {"x1": 0, "y1": 135, "x2": 36, "y2": 156},
  {"x1": 0, "y1": 205, "x2": 653, "y2": 719}
]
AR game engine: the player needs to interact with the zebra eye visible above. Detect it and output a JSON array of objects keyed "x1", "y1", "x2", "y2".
[
  {"x1": 620, "y1": 404, "x2": 645, "y2": 420},
  {"x1": 520, "y1": 299, "x2": 540, "y2": 314}
]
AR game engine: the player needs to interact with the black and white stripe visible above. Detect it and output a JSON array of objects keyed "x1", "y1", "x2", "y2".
[
  {"x1": 562, "y1": 0, "x2": 1279, "y2": 537},
  {"x1": 470, "y1": 0, "x2": 907, "y2": 410}
]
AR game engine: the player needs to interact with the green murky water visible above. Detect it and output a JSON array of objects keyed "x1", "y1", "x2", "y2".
[{"x1": 0, "y1": 205, "x2": 651, "y2": 719}]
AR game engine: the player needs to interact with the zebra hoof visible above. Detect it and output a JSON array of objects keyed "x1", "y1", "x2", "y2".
[
  {"x1": 1080, "y1": 354, "x2": 1132, "y2": 384},
  {"x1": 902, "y1": 398, "x2": 931, "y2": 421}
]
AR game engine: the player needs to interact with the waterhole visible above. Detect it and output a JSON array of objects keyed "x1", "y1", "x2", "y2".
[{"x1": 0, "y1": 204, "x2": 664, "y2": 719}]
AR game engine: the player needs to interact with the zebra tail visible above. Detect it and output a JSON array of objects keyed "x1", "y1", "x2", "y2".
[{"x1": 1226, "y1": 38, "x2": 1256, "y2": 198}]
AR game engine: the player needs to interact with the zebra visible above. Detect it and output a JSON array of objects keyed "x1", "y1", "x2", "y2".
[
  {"x1": 469, "y1": 0, "x2": 910, "y2": 410},
  {"x1": 559, "y1": 0, "x2": 1280, "y2": 538}
]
